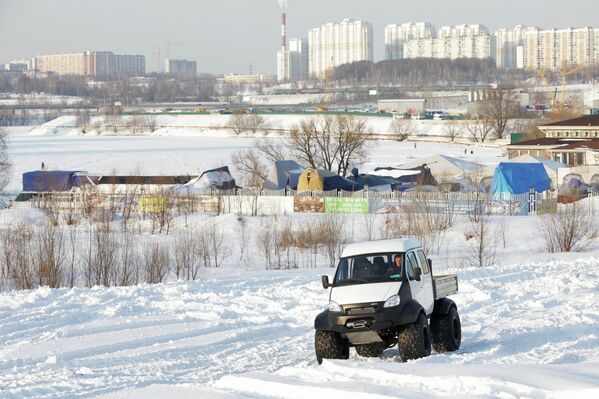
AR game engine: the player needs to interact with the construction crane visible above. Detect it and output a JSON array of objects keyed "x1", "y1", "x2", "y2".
[
  {"x1": 536, "y1": 67, "x2": 558, "y2": 109},
  {"x1": 165, "y1": 40, "x2": 184, "y2": 63},
  {"x1": 556, "y1": 62, "x2": 589, "y2": 109}
]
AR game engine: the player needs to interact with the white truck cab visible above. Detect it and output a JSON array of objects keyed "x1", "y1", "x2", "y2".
[{"x1": 315, "y1": 238, "x2": 461, "y2": 364}]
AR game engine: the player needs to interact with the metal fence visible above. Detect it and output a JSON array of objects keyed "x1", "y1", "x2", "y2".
[{"x1": 9, "y1": 189, "x2": 560, "y2": 217}]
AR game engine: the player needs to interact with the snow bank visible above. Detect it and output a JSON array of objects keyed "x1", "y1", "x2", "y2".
[{"x1": 0, "y1": 258, "x2": 597, "y2": 398}]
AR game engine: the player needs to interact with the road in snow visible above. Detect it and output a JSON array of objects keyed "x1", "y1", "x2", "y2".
[{"x1": 0, "y1": 259, "x2": 598, "y2": 398}]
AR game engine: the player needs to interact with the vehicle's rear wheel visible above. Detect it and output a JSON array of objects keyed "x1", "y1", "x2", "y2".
[
  {"x1": 355, "y1": 342, "x2": 386, "y2": 358},
  {"x1": 430, "y1": 306, "x2": 461, "y2": 352},
  {"x1": 315, "y1": 330, "x2": 349, "y2": 365},
  {"x1": 397, "y1": 313, "x2": 432, "y2": 361}
]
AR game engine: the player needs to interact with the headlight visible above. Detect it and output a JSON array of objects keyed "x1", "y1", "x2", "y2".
[
  {"x1": 384, "y1": 295, "x2": 400, "y2": 308},
  {"x1": 329, "y1": 301, "x2": 342, "y2": 312}
]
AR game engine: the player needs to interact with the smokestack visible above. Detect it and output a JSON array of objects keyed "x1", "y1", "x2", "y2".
[{"x1": 281, "y1": 12, "x2": 287, "y2": 51}]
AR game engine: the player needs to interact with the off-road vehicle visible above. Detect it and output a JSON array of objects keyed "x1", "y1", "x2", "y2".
[{"x1": 315, "y1": 238, "x2": 461, "y2": 363}]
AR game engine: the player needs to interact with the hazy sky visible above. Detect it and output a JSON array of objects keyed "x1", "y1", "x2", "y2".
[{"x1": 1, "y1": 0, "x2": 598, "y2": 74}]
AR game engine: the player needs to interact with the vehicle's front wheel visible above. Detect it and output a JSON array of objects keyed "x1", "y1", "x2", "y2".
[
  {"x1": 315, "y1": 330, "x2": 349, "y2": 365},
  {"x1": 397, "y1": 313, "x2": 432, "y2": 361},
  {"x1": 430, "y1": 306, "x2": 461, "y2": 353},
  {"x1": 355, "y1": 342, "x2": 386, "y2": 358}
]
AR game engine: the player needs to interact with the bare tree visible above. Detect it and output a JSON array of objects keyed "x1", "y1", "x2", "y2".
[
  {"x1": 144, "y1": 114, "x2": 158, "y2": 133},
  {"x1": 478, "y1": 87, "x2": 519, "y2": 140},
  {"x1": 317, "y1": 215, "x2": 344, "y2": 268},
  {"x1": 255, "y1": 140, "x2": 286, "y2": 163},
  {"x1": 465, "y1": 202, "x2": 495, "y2": 267},
  {"x1": 231, "y1": 149, "x2": 268, "y2": 189},
  {"x1": 0, "y1": 127, "x2": 10, "y2": 192},
  {"x1": 83, "y1": 227, "x2": 118, "y2": 287},
  {"x1": 289, "y1": 116, "x2": 371, "y2": 176},
  {"x1": 227, "y1": 113, "x2": 248, "y2": 135},
  {"x1": 444, "y1": 123, "x2": 461, "y2": 143},
  {"x1": 32, "y1": 222, "x2": 65, "y2": 288},
  {"x1": 389, "y1": 117, "x2": 414, "y2": 141},
  {"x1": 539, "y1": 202, "x2": 598, "y2": 253},
  {"x1": 247, "y1": 114, "x2": 269, "y2": 134},
  {"x1": 465, "y1": 114, "x2": 494, "y2": 143}
]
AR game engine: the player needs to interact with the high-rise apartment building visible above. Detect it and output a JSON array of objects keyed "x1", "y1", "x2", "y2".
[
  {"x1": 277, "y1": 38, "x2": 309, "y2": 82},
  {"x1": 518, "y1": 27, "x2": 595, "y2": 70},
  {"x1": 403, "y1": 24, "x2": 493, "y2": 60},
  {"x1": 36, "y1": 51, "x2": 145, "y2": 79},
  {"x1": 165, "y1": 59, "x2": 197, "y2": 77},
  {"x1": 384, "y1": 22, "x2": 435, "y2": 60},
  {"x1": 495, "y1": 26, "x2": 539, "y2": 69},
  {"x1": 308, "y1": 19, "x2": 373, "y2": 79}
]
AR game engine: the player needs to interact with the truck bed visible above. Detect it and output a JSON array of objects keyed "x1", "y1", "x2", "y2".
[{"x1": 432, "y1": 274, "x2": 458, "y2": 299}]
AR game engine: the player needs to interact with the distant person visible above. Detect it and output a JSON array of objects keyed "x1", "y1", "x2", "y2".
[
  {"x1": 464, "y1": 148, "x2": 467, "y2": 155},
  {"x1": 41, "y1": 162, "x2": 45, "y2": 170},
  {"x1": 470, "y1": 150, "x2": 474, "y2": 155},
  {"x1": 414, "y1": 143, "x2": 417, "y2": 149}
]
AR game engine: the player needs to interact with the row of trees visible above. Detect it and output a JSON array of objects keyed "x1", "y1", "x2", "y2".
[
  {"x1": 0, "y1": 74, "x2": 216, "y2": 105},
  {"x1": 232, "y1": 115, "x2": 372, "y2": 188},
  {"x1": 332, "y1": 58, "x2": 499, "y2": 86}
]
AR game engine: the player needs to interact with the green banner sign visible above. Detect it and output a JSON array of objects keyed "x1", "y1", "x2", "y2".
[{"x1": 324, "y1": 197, "x2": 369, "y2": 214}]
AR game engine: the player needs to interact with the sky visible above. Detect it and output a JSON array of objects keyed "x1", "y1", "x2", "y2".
[{"x1": 1, "y1": 0, "x2": 599, "y2": 75}]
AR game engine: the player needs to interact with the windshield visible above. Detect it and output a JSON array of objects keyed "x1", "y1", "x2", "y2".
[{"x1": 334, "y1": 253, "x2": 404, "y2": 286}]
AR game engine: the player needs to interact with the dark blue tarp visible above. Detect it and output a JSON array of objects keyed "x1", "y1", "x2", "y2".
[
  {"x1": 22, "y1": 171, "x2": 84, "y2": 192},
  {"x1": 322, "y1": 175, "x2": 364, "y2": 191},
  {"x1": 491, "y1": 163, "x2": 551, "y2": 199}
]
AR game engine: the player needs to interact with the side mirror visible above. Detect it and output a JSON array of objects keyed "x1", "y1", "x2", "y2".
[
  {"x1": 428, "y1": 258, "x2": 433, "y2": 273},
  {"x1": 413, "y1": 267, "x2": 422, "y2": 281},
  {"x1": 321, "y1": 275, "x2": 331, "y2": 289}
]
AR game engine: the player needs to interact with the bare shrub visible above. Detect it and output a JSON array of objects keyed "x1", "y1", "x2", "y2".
[
  {"x1": 207, "y1": 221, "x2": 227, "y2": 268},
  {"x1": 257, "y1": 218, "x2": 274, "y2": 269},
  {"x1": 363, "y1": 213, "x2": 377, "y2": 241},
  {"x1": 116, "y1": 233, "x2": 141, "y2": 286},
  {"x1": 83, "y1": 227, "x2": 118, "y2": 287},
  {"x1": 144, "y1": 241, "x2": 171, "y2": 284},
  {"x1": 540, "y1": 202, "x2": 598, "y2": 253},
  {"x1": 0, "y1": 222, "x2": 34, "y2": 290},
  {"x1": 172, "y1": 231, "x2": 205, "y2": 280},
  {"x1": 317, "y1": 215, "x2": 344, "y2": 268},
  {"x1": 76, "y1": 108, "x2": 91, "y2": 134},
  {"x1": 32, "y1": 222, "x2": 66, "y2": 288},
  {"x1": 247, "y1": 114, "x2": 269, "y2": 134},
  {"x1": 0, "y1": 127, "x2": 10, "y2": 192},
  {"x1": 379, "y1": 199, "x2": 454, "y2": 255}
]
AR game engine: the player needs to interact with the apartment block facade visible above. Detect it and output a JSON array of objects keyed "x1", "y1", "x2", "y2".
[
  {"x1": 384, "y1": 22, "x2": 435, "y2": 60},
  {"x1": 36, "y1": 51, "x2": 145, "y2": 79},
  {"x1": 308, "y1": 19, "x2": 373, "y2": 79}
]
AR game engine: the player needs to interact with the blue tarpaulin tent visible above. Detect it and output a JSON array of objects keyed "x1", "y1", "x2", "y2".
[
  {"x1": 22, "y1": 171, "x2": 85, "y2": 192},
  {"x1": 491, "y1": 163, "x2": 551, "y2": 199}
]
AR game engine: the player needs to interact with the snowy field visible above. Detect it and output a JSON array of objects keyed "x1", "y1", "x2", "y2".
[
  {"x1": 0, "y1": 259, "x2": 598, "y2": 398},
  {"x1": 4, "y1": 124, "x2": 503, "y2": 192},
  {"x1": 1, "y1": 122, "x2": 599, "y2": 398}
]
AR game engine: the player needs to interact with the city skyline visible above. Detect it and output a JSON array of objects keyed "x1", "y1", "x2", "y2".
[{"x1": 1, "y1": 0, "x2": 599, "y2": 74}]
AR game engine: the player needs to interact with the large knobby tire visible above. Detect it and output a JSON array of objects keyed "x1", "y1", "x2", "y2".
[
  {"x1": 355, "y1": 342, "x2": 387, "y2": 358},
  {"x1": 397, "y1": 313, "x2": 432, "y2": 362},
  {"x1": 430, "y1": 306, "x2": 461, "y2": 353},
  {"x1": 315, "y1": 330, "x2": 349, "y2": 365}
]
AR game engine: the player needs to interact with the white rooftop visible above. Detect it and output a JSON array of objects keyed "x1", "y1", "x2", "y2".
[{"x1": 341, "y1": 238, "x2": 422, "y2": 258}]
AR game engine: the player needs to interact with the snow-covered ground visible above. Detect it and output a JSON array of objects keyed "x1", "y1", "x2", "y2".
[
  {"x1": 4, "y1": 125, "x2": 503, "y2": 192},
  {"x1": 2, "y1": 120, "x2": 598, "y2": 398},
  {"x1": 0, "y1": 258, "x2": 598, "y2": 398}
]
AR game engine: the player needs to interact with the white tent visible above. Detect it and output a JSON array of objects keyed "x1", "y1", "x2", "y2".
[{"x1": 398, "y1": 154, "x2": 484, "y2": 179}]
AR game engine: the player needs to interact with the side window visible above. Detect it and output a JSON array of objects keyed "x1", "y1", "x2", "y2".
[
  {"x1": 405, "y1": 252, "x2": 415, "y2": 280},
  {"x1": 407, "y1": 252, "x2": 419, "y2": 276},
  {"x1": 417, "y1": 250, "x2": 430, "y2": 274}
]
